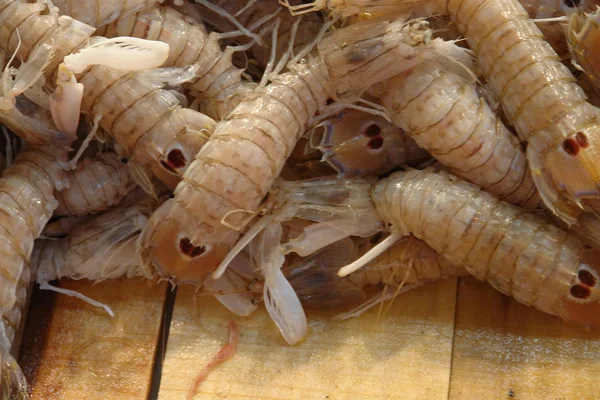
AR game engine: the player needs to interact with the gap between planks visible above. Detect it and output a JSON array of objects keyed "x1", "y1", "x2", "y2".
[{"x1": 18, "y1": 275, "x2": 600, "y2": 399}]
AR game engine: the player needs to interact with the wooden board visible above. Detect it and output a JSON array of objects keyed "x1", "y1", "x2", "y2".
[
  {"x1": 449, "y1": 276, "x2": 600, "y2": 400},
  {"x1": 18, "y1": 275, "x2": 600, "y2": 399},
  {"x1": 158, "y1": 279, "x2": 458, "y2": 400},
  {"x1": 19, "y1": 279, "x2": 168, "y2": 400}
]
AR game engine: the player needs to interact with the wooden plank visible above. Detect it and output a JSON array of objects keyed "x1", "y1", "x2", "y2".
[
  {"x1": 449, "y1": 276, "x2": 600, "y2": 400},
  {"x1": 159, "y1": 278, "x2": 458, "y2": 400},
  {"x1": 19, "y1": 279, "x2": 168, "y2": 400}
]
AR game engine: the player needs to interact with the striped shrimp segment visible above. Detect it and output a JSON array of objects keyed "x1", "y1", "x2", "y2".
[
  {"x1": 0, "y1": 144, "x2": 68, "y2": 389},
  {"x1": 140, "y1": 17, "x2": 436, "y2": 285},
  {"x1": 371, "y1": 168, "x2": 600, "y2": 329},
  {"x1": 54, "y1": 152, "x2": 132, "y2": 216},
  {"x1": 435, "y1": 0, "x2": 600, "y2": 239},
  {"x1": 374, "y1": 61, "x2": 541, "y2": 208},
  {"x1": 52, "y1": 0, "x2": 160, "y2": 27},
  {"x1": 94, "y1": 3, "x2": 257, "y2": 120}
]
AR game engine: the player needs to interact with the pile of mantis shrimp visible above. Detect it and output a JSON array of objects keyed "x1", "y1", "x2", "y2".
[{"x1": 1, "y1": 0, "x2": 600, "y2": 396}]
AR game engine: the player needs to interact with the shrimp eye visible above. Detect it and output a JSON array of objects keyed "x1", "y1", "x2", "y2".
[
  {"x1": 179, "y1": 237, "x2": 206, "y2": 258},
  {"x1": 575, "y1": 131, "x2": 589, "y2": 148},
  {"x1": 120, "y1": 157, "x2": 128, "y2": 164},
  {"x1": 161, "y1": 149, "x2": 188, "y2": 174},
  {"x1": 363, "y1": 123, "x2": 381, "y2": 137},
  {"x1": 167, "y1": 149, "x2": 187, "y2": 168},
  {"x1": 562, "y1": 138, "x2": 580, "y2": 156},
  {"x1": 570, "y1": 284, "x2": 591, "y2": 299},
  {"x1": 368, "y1": 137, "x2": 384, "y2": 150},
  {"x1": 564, "y1": 0, "x2": 581, "y2": 7},
  {"x1": 578, "y1": 269, "x2": 597, "y2": 286}
]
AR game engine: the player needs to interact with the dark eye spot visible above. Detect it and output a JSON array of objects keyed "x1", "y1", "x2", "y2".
[
  {"x1": 363, "y1": 123, "x2": 381, "y2": 137},
  {"x1": 368, "y1": 137, "x2": 384, "y2": 150},
  {"x1": 160, "y1": 160, "x2": 176, "y2": 173},
  {"x1": 570, "y1": 284, "x2": 591, "y2": 299},
  {"x1": 578, "y1": 269, "x2": 597, "y2": 286},
  {"x1": 120, "y1": 158, "x2": 128, "y2": 164},
  {"x1": 564, "y1": 0, "x2": 581, "y2": 7},
  {"x1": 179, "y1": 237, "x2": 206, "y2": 257},
  {"x1": 326, "y1": 98, "x2": 334, "y2": 105},
  {"x1": 563, "y1": 138, "x2": 579, "y2": 156},
  {"x1": 167, "y1": 148, "x2": 187, "y2": 169},
  {"x1": 575, "y1": 131, "x2": 589, "y2": 148}
]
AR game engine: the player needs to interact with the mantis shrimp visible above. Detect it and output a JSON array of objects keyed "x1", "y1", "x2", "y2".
[
  {"x1": 139, "y1": 16, "x2": 443, "y2": 285},
  {"x1": 333, "y1": 168, "x2": 600, "y2": 330},
  {"x1": 91, "y1": 3, "x2": 262, "y2": 121},
  {"x1": 0, "y1": 144, "x2": 68, "y2": 395},
  {"x1": 33, "y1": 200, "x2": 155, "y2": 315},
  {"x1": 371, "y1": 59, "x2": 541, "y2": 208}
]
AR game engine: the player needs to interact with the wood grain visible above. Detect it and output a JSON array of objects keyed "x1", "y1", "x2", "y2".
[
  {"x1": 19, "y1": 279, "x2": 168, "y2": 400},
  {"x1": 158, "y1": 279, "x2": 458, "y2": 400},
  {"x1": 449, "y1": 276, "x2": 600, "y2": 400}
]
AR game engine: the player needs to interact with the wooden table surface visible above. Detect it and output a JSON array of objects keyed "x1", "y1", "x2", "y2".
[{"x1": 18, "y1": 276, "x2": 600, "y2": 400}]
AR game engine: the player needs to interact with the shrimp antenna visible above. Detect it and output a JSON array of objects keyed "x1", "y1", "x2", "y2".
[
  {"x1": 193, "y1": 0, "x2": 266, "y2": 46},
  {"x1": 38, "y1": 281, "x2": 115, "y2": 317}
]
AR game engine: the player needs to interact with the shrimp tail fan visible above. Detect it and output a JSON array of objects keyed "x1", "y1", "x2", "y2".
[
  {"x1": 251, "y1": 223, "x2": 307, "y2": 345},
  {"x1": 63, "y1": 37, "x2": 170, "y2": 74}
]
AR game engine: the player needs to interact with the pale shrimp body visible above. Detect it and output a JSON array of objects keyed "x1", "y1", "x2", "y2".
[
  {"x1": 33, "y1": 201, "x2": 153, "y2": 285},
  {"x1": 52, "y1": 0, "x2": 160, "y2": 27},
  {"x1": 0, "y1": 1, "x2": 96, "y2": 80},
  {"x1": 434, "y1": 0, "x2": 600, "y2": 235},
  {"x1": 54, "y1": 152, "x2": 132, "y2": 216},
  {"x1": 374, "y1": 62, "x2": 541, "y2": 208},
  {"x1": 76, "y1": 46, "x2": 217, "y2": 190},
  {"x1": 0, "y1": 145, "x2": 68, "y2": 374},
  {"x1": 372, "y1": 168, "x2": 600, "y2": 329},
  {"x1": 140, "y1": 17, "x2": 435, "y2": 284},
  {"x1": 94, "y1": 4, "x2": 256, "y2": 120}
]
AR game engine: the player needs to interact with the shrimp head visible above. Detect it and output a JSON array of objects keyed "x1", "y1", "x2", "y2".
[
  {"x1": 557, "y1": 247, "x2": 600, "y2": 329},
  {"x1": 139, "y1": 199, "x2": 232, "y2": 285}
]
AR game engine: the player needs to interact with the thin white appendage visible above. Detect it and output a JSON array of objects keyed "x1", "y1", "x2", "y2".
[
  {"x1": 532, "y1": 16, "x2": 568, "y2": 23},
  {"x1": 67, "y1": 114, "x2": 102, "y2": 169},
  {"x1": 333, "y1": 291, "x2": 397, "y2": 320},
  {"x1": 337, "y1": 232, "x2": 404, "y2": 277},
  {"x1": 39, "y1": 281, "x2": 115, "y2": 317},
  {"x1": 289, "y1": 17, "x2": 336, "y2": 67},
  {"x1": 212, "y1": 215, "x2": 275, "y2": 280},
  {"x1": 194, "y1": 0, "x2": 265, "y2": 46},
  {"x1": 234, "y1": 0, "x2": 257, "y2": 17},
  {"x1": 259, "y1": 18, "x2": 281, "y2": 88},
  {"x1": 218, "y1": 7, "x2": 281, "y2": 41},
  {"x1": 271, "y1": 15, "x2": 304, "y2": 79}
]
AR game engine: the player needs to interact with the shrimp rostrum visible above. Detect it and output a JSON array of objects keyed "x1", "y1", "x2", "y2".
[{"x1": 140, "y1": 16, "x2": 451, "y2": 284}]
